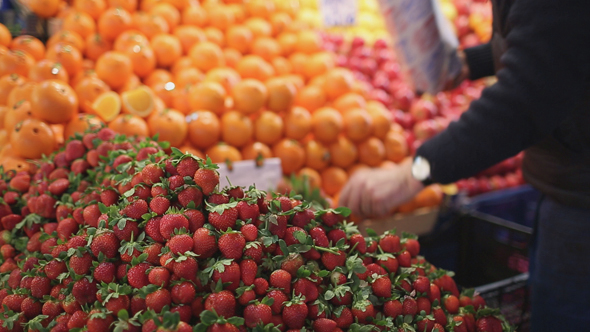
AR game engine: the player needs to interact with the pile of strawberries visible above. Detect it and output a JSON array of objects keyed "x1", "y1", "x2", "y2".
[{"x1": 0, "y1": 127, "x2": 513, "y2": 332}]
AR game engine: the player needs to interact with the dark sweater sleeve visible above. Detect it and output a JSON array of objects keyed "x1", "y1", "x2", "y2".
[
  {"x1": 417, "y1": 0, "x2": 590, "y2": 184},
  {"x1": 463, "y1": 42, "x2": 495, "y2": 80}
]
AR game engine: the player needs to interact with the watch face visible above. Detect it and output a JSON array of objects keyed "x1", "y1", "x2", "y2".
[{"x1": 412, "y1": 157, "x2": 431, "y2": 181}]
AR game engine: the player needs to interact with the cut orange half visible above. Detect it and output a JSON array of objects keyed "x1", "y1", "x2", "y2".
[
  {"x1": 92, "y1": 91, "x2": 122, "y2": 122},
  {"x1": 121, "y1": 85, "x2": 155, "y2": 118}
]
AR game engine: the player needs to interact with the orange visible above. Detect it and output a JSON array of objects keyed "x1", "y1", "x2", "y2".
[
  {"x1": 64, "y1": 113, "x2": 104, "y2": 139},
  {"x1": 117, "y1": 74, "x2": 141, "y2": 93},
  {"x1": 189, "y1": 41, "x2": 225, "y2": 72},
  {"x1": 265, "y1": 78, "x2": 296, "y2": 113},
  {"x1": 98, "y1": 8, "x2": 133, "y2": 41},
  {"x1": 223, "y1": 48, "x2": 242, "y2": 68},
  {"x1": 177, "y1": 144, "x2": 204, "y2": 159},
  {"x1": 270, "y1": 12, "x2": 292, "y2": 36},
  {"x1": 226, "y1": 3, "x2": 245, "y2": 23},
  {"x1": 276, "y1": 0, "x2": 300, "y2": 18},
  {"x1": 206, "y1": 143, "x2": 242, "y2": 164},
  {"x1": 347, "y1": 163, "x2": 370, "y2": 176},
  {"x1": 271, "y1": 57, "x2": 292, "y2": 76},
  {"x1": 384, "y1": 130, "x2": 408, "y2": 163},
  {"x1": 108, "y1": 114, "x2": 149, "y2": 137},
  {"x1": 48, "y1": 30, "x2": 85, "y2": 52},
  {"x1": 343, "y1": 108, "x2": 374, "y2": 142},
  {"x1": 305, "y1": 139, "x2": 330, "y2": 171},
  {"x1": 188, "y1": 82, "x2": 226, "y2": 115},
  {"x1": 145, "y1": 69, "x2": 173, "y2": 87},
  {"x1": 329, "y1": 136, "x2": 358, "y2": 169},
  {"x1": 0, "y1": 74, "x2": 25, "y2": 105},
  {"x1": 272, "y1": 138, "x2": 305, "y2": 175},
  {"x1": 251, "y1": 37, "x2": 281, "y2": 62},
  {"x1": 113, "y1": 30, "x2": 149, "y2": 51},
  {"x1": 358, "y1": 137, "x2": 386, "y2": 167},
  {"x1": 0, "y1": 50, "x2": 35, "y2": 77},
  {"x1": 147, "y1": 108, "x2": 187, "y2": 146},
  {"x1": 0, "y1": 24, "x2": 11, "y2": 47},
  {"x1": 221, "y1": 110, "x2": 253, "y2": 148},
  {"x1": 30, "y1": 80, "x2": 78, "y2": 124},
  {"x1": 244, "y1": 18, "x2": 272, "y2": 39},
  {"x1": 45, "y1": 43, "x2": 83, "y2": 79},
  {"x1": 311, "y1": 107, "x2": 343, "y2": 144},
  {"x1": 235, "y1": 55, "x2": 275, "y2": 81},
  {"x1": 151, "y1": 81, "x2": 176, "y2": 108},
  {"x1": 277, "y1": 32, "x2": 297, "y2": 56},
  {"x1": 10, "y1": 118, "x2": 56, "y2": 159},
  {"x1": 298, "y1": 167, "x2": 321, "y2": 189},
  {"x1": 120, "y1": 85, "x2": 155, "y2": 117},
  {"x1": 204, "y1": 67, "x2": 240, "y2": 94},
  {"x1": 324, "y1": 68, "x2": 355, "y2": 100},
  {"x1": 170, "y1": 56, "x2": 195, "y2": 75},
  {"x1": 308, "y1": 74, "x2": 326, "y2": 88},
  {"x1": 75, "y1": 76, "x2": 111, "y2": 114},
  {"x1": 174, "y1": 26, "x2": 206, "y2": 54},
  {"x1": 53, "y1": 123, "x2": 66, "y2": 148},
  {"x1": 91, "y1": 91, "x2": 121, "y2": 122},
  {"x1": 283, "y1": 74, "x2": 305, "y2": 91},
  {"x1": 10, "y1": 35, "x2": 45, "y2": 61},
  {"x1": 367, "y1": 104, "x2": 392, "y2": 140},
  {"x1": 204, "y1": 27, "x2": 225, "y2": 46},
  {"x1": 74, "y1": 0, "x2": 106, "y2": 20},
  {"x1": 85, "y1": 33, "x2": 112, "y2": 61},
  {"x1": 0, "y1": 156, "x2": 31, "y2": 173},
  {"x1": 303, "y1": 52, "x2": 335, "y2": 80},
  {"x1": 175, "y1": 68, "x2": 204, "y2": 88},
  {"x1": 28, "y1": 0, "x2": 61, "y2": 18},
  {"x1": 284, "y1": 106, "x2": 311, "y2": 141},
  {"x1": 254, "y1": 111, "x2": 283, "y2": 145},
  {"x1": 150, "y1": 34, "x2": 182, "y2": 68},
  {"x1": 231, "y1": 79, "x2": 268, "y2": 115},
  {"x1": 225, "y1": 25, "x2": 253, "y2": 54},
  {"x1": 95, "y1": 51, "x2": 133, "y2": 90},
  {"x1": 0, "y1": 105, "x2": 7, "y2": 128},
  {"x1": 333, "y1": 92, "x2": 367, "y2": 113},
  {"x1": 246, "y1": 0, "x2": 275, "y2": 19},
  {"x1": 320, "y1": 166, "x2": 348, "y2": 196},
  {"x1": 161, "y1": 0, "x2": 191, "y2": 11},
  {"x1": 414, "y1": 185, "x2": 444, "y2": 208},
  {"x1": 186, "y1": 110, "x2": 220, "y2": 150},
  {"x1": 207, "y1": 5, "x2": 235, "y2": 31},
  {"x1": 171, "y1": 85, "x2": 191, "y2": 114},
  {"x1": 150, "y1": 3, "x2": 180, "y2": 31},
  {"x1": 62, "y1": 11, "x2": 96, "y2": 39},
  {"x1": 241, "y1": 141, "x2": 272, "y2": 161},
  {"x1": 107, "y1": 0, "x2": 137, "y2": 12},
  {"x1": 6, "y1": 82, "x2": 36, "y2": 108},
  {"x1": 124, "y1": 44, "x2": 156, "y2": 78},
  {"x1": 4, "y1": 101, "x2": 34, "y2": 136},
  {"x1": 29, "y1": 60, "x2": 69, "y2": 83},
  {"x1": 295, "y1": 30, "x2": 322, "y2": 54},
  {"x1": 181, "y1": 5, "x2": 208, "y2": 27},
  {"x1": 288, "y1": 52, "x2": 307, "y2": 77}
]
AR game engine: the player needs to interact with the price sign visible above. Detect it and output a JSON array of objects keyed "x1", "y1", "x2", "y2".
[{"x1": 320, "y1": 0, "x2": 357, "y2": 27}]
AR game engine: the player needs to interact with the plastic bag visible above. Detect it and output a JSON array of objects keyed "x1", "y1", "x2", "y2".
[{"x1": 378, "y1": 0, "x2": 462, "y2": 94}]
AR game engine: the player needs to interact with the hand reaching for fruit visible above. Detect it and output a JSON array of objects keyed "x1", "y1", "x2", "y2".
[{"x1": 339, "y1": 158, "x2": 425, "y2": 218}]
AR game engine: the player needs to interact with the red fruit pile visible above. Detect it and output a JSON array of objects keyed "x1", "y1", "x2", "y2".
[{"x1": 0, "y1": 128, "x2": 513, "y2": 332}]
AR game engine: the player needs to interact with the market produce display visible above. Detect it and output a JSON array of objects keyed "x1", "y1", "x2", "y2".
[{"x1": 0, "y1": 128, "x2": 514, "y2": 331}]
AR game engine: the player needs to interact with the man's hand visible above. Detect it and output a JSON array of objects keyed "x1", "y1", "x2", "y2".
[
  {"x1": 338, "y1": 159, "x2": 425, "y2": 219},
  {"x1": 444, "y1": 50, "x2": 470, "y2": 91}
]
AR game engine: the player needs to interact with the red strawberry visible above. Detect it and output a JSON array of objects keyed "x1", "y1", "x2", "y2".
[
  {"x1": 282, "y1": 296, "x2": 308, "y2": 330},
  {"x1": 87, "y1": 309, "x2": 114, "y2": 332},
  {"x1": 150, "y1": 196, "x2": 170, "y2": 215},
  {"x1": 226, "y1": 186, "x2": 244, "y2": 199},
  {"x1": 284, "y1": 227, "x2": 306, "y2": 246},
  {"x1": 268, "y1": 214, "x2": 287, "y2": 238},
  {"x1": 127, "y1": 263, "x2": 151, "y2": 289},
  {"x1": 240, "y1": 259, "x2": 257, "y2": 286},
  {"x1": 444, "y1": 295, "x2": 460, "y2": 314},
  {"x1": 113, "y1": 155, "x2": 133, "y2": 171},
  {"x1": 403, "y1": 238, "x2": 420, "y2": 257},
  {"x1": 149, "y1": 267, "x2": 171, "y2": 287},
  {"x1": 104, "y1": 294, "x2": 130, "y2": 314},
  {"x1": 151, "y1": 185, "x2": 168, "y2": 197},
  {"x1": 91, "y1": 232, "x2": 119, "y2": 259},
  {"x1": 417, "y1": 317, "x2": 436, "y2": 332},
  {"x1": 379, "y1": 234, "x2": 401, "y2": 253},
  {"x1": 218, "y1": 231, "x2": 245, "y2": 259},
  {"x1": 384, "y1": 299, "x2": 402, "y2": 318},
  {"x1": 307, "y1": 303, "x2": 327, "y2": 319},
  {"x1": 320, "y1": 211, "x2": 343, "y2": 227},
  {"x1": 122, "y1": 199, "x2": 148, "y2": 219},
  {"x1": 433, "y1": 307, "x2": 447, "y2": 326},
  {"x1": 476, "y1": 316, "x2": 503, "y2": 332},
  {"x1": 72, "y1": 278, "x2": 97, "y2": 305},
  {"x1": 402, "y1": 297, "x2": 418, "y2": 316},
  {"x1": 243, "y1": 242, "x2": 263, "y2": 263},
  {"x1": 67, "y1": 310, "x2": 88, "y2": 329},
  {"x1": 313, "y1": 318, "x2": 337, "y2": 332},
  {"x1": 177, "y1": 157, "x2": 200, "y2": 177},
  {"x1": 65, "y1": 139, "x2": 86, "y2": 161},
  {"x1": 253, "y1": 277, "x2": 269, "y2": 296},
  {"x1": 208, "y1": 205, "x2": 238, "y2": 231},
  {"x1": 327, "y1": 229, "x2": 346, "y2": 244},
  {"x1": 69, "y1": 252, "x2": 93, "y2": 275},
  {"x1": 321, "y1": 250, "x2": 346, "y2": 271},
  {"x1": 56, "y1": 217, "x2": 79, "y2": 241},
  {"x1": 238, "y1": 289, "x2": 256, "y2": 306},
  {"x1": 417, "y1": 297, "x2": 431, "y2": 314},
  {"x1": 397, "y1": 250, "x2": 412, "y2": 267},
  {"x1": 266, "y1": 290, "x2": 288, "y2": 315},
  {"x1": 413, "y1": 275, "x2": 430, "y2": 294},
  {"x1": 334, "y1": 307, "x2": 353, "y2": 328},
  {"x1": 281, "y1": 253, "x2": 305, "y2": 276},
  {"x1": 178, "y1": 187, "x2": 203, "y2": 208},
  {"x1": 44, "y1": 260, "x2": 67, "y2": 280},
  {"x1": 172, "y1": 256, "x2": 199, "y2": 281},
  {"x1": 309, "y1": 227, "x2": 329, "y2": 247},
  {"x1": 141, "y1": 164, "x2": 165, "y2": 185},
  {"x1": 240, "y1": 224, "x2": 258, "y2": 242},
  {"x1": 192, "y1": 228, "x2": 217, "y2": 258},
  {"x1": 3, "y1": 294, "x2": 26, "y2": 311},
  {"x1": 207, "y1": 193, "x2": 230, "y2": 205},
  {"x1": 244, "y1": 301, "x2": 273, "y2": 328},
  {"x1": 293, "y1": 278, "x2": 319, "y2": 303},
  {"x1": 472, "y1": 295, "x2": 486, "y2": 310},
  {"x1": 160, "y1": 213, "x2": 189, "y2": 239},
  {"x1": 209, "y1": 323, "x2": 239, "y2": 332},
  {"x1": 429, "y1": 283, "x2": 441, "y2": 304},
  {"x1": 184, "y1": 209, "x2": 205, "y2": 232},
  {"x1": 48, "y1": 178, "x2": 70, "y2": 196},
  {"x1": 71, "y1": 159, "x2": 91, "y2": 175},
  {"x1": 30, "y1": 276, "x2": 51, "y2": 298},
  {"x1": 93, "y1": 262, "x2": 116, "y2": 283},
  {"x1": 460, "y1": 295, "x2": 473, "y2": 308},
  {"x1": 204, "y1": 290, "x2": 236, "y2": 318},
  {"x1": 137, "y1": 146, "x2": 158, "y2": 160},
  {"x1": 291, "y1": 209, "x2": 315, "y2": 228},
  {"x1": 21, "y1": 297, "x2": 42, "y2": 319},
  {"x1": 35, "y1": 193, "x2": 57, "y2": 218},
  {"x1": 168, "y1": 175, "x2": 185, "y2": 191},
  {"x1": 171, "y1": 281, "x2": 196, "y2": 305},
  {"x1": 146, "y1": 217, "x2": 166, "y2": 243},
  {"x1": 146, "y1": 288, "x2": 172, "y2": 313},
  {"x1": 349, "y1": 234, "x2": 367, "y2": 254},
  {"x1": 143, "y1": 243, "x2": 164, "y2": 265},
  {"x1": 168, "y1": 234, "x2": 194, "y2": 255},
  {"x1": 212, "y1": 260, "x2": 241, "y2": 291},
  {"x1": 193, "y1": 168, "x2": 219, "y2": 195},
  {"x1": 270, "y1": 269, "x2": 292, "y2": 294},
  {"x1": 352, "y1": 301, "x2": 375, "y2": 324},
  {"x1": 371, "y1": 276, "x2": 392, "y2": 298},
  {"x1": 237, "y1": 201, "x2": 260, "y2": 221},
  {"x1": 100, "y1": 188, "x2": 119, "y2": 206}
]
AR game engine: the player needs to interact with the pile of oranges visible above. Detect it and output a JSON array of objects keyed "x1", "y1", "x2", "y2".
[{"x1": 0, "y1": 0, "x2": 442, "y2": 213}]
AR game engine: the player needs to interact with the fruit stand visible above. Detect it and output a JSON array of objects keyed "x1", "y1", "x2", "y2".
[{"x1": 0, "y1": 0, "x2": 533, "y2": 331}]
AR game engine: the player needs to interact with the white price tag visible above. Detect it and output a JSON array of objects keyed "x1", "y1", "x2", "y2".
[
  {"x1": 320, "y1": 0, "x2": 357, "y2": 27},
  {"x1": 216, "y1": 158, "x2": 283, "y2": 192}
]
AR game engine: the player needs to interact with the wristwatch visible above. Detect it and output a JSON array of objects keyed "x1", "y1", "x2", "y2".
[{"x1": 411, "y1": 156, "x2": 433, "y2": 186}]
